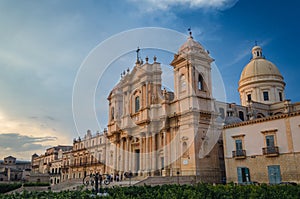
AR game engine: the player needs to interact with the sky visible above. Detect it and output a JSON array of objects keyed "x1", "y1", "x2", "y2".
[{"x1": 0, "y1": 0, "x2": 299, "y2": 160}]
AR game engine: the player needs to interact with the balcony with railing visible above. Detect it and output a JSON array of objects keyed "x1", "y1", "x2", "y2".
[
  {"x1": 69, "y1": 160, "x2": 105, "y2": 168},
  {"x1": 262, "y1": 146, "x2": 279, "y2": 157},
  {"x1": 232, "y1": 150, "x2": 246, "y2": 159}
]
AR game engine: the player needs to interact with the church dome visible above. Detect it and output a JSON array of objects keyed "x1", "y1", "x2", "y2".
[
  {"x1": 240, "y1": 46, "x2": 283, "y2": 81},
  {"x1": 224, "y1": 116, "x2": 242, "y2": 125},
  {"x1": 238, "y1": 45, "x2": 286, "y2": 106}
]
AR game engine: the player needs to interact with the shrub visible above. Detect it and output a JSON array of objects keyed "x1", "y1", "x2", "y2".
[
  {"x1": 23, "y1": 182, "x2": 50, "y2": 187},
  {"x1": 0, "y1": 183, "x2": 22, "y2": 194}
]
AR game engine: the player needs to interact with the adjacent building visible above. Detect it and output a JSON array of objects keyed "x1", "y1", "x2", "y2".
[
  {"x1": 31, "y1": 145, "x2": 72, "y2": 184},
  {"x1": 0, "y1": 156, "x2": 31, "y2": 181},
  {"x1": 223, "y1": 46, "x2": 300, "y2": 184}
]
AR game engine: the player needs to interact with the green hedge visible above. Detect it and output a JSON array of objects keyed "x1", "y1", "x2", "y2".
[
  {"x1": 1, "y1": 183, "x2": 300, "y2": 198},
  {"x1": 0, "y1": 183, "x2": 22, "y2": 194},
  {"x1": 23, "y1": 182, "x2": 50, "y2": 187}
]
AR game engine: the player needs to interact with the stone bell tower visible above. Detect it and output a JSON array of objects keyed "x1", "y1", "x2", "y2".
[{"x1": 170, "y1": 32, "x2": 218, "y2": 178}]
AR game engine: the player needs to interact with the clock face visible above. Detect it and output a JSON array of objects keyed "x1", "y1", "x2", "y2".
[{"x1": 183, "y1": 160, "x2": 188, "y2": 165}]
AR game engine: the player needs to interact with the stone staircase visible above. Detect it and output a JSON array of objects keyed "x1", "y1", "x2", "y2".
[
  {"x1": 51, "y1": 179, "x2": 82, "y2": 191},
  {"x1": 134, "y1": 175, "x2": 198, "y2": 186},
  {"x1": 50, "y1": 176, "x2": 145, "y2": 191},
  {"x1": 5, "y1": 186, "x2": 50, "y2": 195}
]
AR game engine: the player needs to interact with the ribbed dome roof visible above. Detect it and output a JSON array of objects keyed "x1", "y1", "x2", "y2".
[
  {"x1": 224, "y1": 116, "x2": 242, "y2": 125},
  {"x1": 240, "y1": 59, "x2": 282, "y2": 80},
  {"x1": 240, "y1": 46, "x2": 283, "y2": 81}
]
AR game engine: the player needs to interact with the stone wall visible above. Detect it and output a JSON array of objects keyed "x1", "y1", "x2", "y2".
[{"x1": 225, "y1": 152, "x2": 300, "y2": 183}]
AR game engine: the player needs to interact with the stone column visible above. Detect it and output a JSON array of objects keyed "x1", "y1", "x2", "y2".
[
  {"x1": 139, "y1": 135, "x2": 143, "y2": 175},
  {"x1": 119, "y1": 139, "x2": 124, "y2": 173},
  {"x1": 116, "y1": 142, "x2": 120, "y2": 173},
  {"x1": 164, "y1": 131, "x2": 168, "y2": 174},
  {"x1": 146, "y1": 82, "x2": 148, "y2": 106},
  {"x1": 168, "y1": 130, "x2": 172, "y2": 171},
  {"x1": 128, "y1": 138, "x2": 132, "y2": 172},
  {"x1": 152, "y1": 133, "x2": 157, "y2": 174},
  {"x1": 145, "y1": 134, "x2": 149, "y2": 174},
  {"x1": 113, "y1": 143, "x2": 117, "y2": 173},
  {"x1": 124, "y1": 138, "x2": 128, "y2": 172}
]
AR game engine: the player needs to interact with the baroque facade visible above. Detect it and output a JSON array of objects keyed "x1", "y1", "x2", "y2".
[
  {"x1": 105, "y1": 35, "x2": 225, "y2": 182},
  {"x1": 31, "y1": 34, "x2": 299, "y2": 185}
]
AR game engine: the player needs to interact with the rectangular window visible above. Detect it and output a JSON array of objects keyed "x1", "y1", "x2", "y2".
[
  {"x1": 247, "y1": 94, "x2": 251, "y2": 101},
  {"x1": 263, "y1": 91, "x2": 269, "y2": 101},
  {"x1": 235, "y1": 139, "x2": 243, "y2": 151},
  {"x1": 238, "y1": 111, "x2": 244, "y2": 121},
  {"x1": 237, "y1": 167, "x2": 251, "y2": 183},
  {"x1": 268, "y1": 165, "x2": 281, "y2": 184},
  {"x1": 135, "y1": 96, "x2": 140, "y2": 113},
  {"x1": 266, "y1": 135, "x2": 275, "y2": 147},
  {"x1": 279, "y1": 92, "x2": 283, "y2": 101}
]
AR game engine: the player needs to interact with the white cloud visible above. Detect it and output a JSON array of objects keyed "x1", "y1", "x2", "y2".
[
  {"x1": 0, "y1": 133, "x2": 57, "y2": 160},
  {"x1": 129, "y1": 0, "x2": 238, "y2": 11},
  {"x1": 224, "y1": 39, "x2": 272, "y2": 68}
]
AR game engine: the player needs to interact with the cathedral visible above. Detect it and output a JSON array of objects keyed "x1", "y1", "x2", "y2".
[
  {"x1": 32, "y1": 33, "x2": 300, "y2": 185},
  {"x1": 106, "y1": 33, "x2": 224, "y2": 182}
]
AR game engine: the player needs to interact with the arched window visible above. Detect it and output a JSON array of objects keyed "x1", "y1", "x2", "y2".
[
  {"x1": 198, "y1": 74, "x2": 204, "y2": 90},
  {"x1": 180, "y1": 75, "x2": 186, "y2": 91},
  {"x1": 111, "y1": 107, "x2": 114, "y2": 120},
  {"x1": 257, "y1": 113, "x2": 265, "y2": 118},
  {"x1": 135, "y1": 96, "x2": 140, "y2": 113}
]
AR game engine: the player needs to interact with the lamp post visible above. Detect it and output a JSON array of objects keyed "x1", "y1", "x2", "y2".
[
  {"x1": 83, "y1": 173, "x2": 103, "y2": 194},
  {"x1": 177, "y1": 171, "x2": 180, "y2": 185}
]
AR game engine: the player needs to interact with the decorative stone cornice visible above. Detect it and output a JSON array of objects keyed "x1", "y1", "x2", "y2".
[
  {"x1": 224, "y1": 110, "x2": 300, "y2": 129},
  {"x1": 261, "y1": 129, "x2": 278, "y2": 134}
]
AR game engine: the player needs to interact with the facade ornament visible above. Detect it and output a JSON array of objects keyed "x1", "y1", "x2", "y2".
[{"x1": 153, "y1": 56, "x2": 157, "y2": 62}]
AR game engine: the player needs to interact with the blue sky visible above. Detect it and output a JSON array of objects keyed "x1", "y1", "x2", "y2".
[{"x1": 0, "y1": 0, "x2": 299, "y2": 160}]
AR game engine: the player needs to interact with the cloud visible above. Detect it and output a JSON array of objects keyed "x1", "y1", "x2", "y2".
[
  {"x1": 224, "y1": 39, "x2": 273, "y2": 68},
  {"x1": 129, "y1": 0, "x2": 238, "y2": 11},
  {"x1": 0, "y1": 133, "x2": 58, "y2": 160},
  {"x1": 0, "y1": 133, "x2": 57, "y2": 150}
]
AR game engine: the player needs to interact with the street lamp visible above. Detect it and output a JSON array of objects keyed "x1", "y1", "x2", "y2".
[{"x1": 177, "y1": 171, "x2": 180, "y2": 185}]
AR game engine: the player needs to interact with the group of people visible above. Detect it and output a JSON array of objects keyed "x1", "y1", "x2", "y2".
[
  {"x1": 104, "y1": 171, "x2": 133, "y2": 183},
  {"x1": 93, "y1": 172, "x2": 133, "y2": 184}
]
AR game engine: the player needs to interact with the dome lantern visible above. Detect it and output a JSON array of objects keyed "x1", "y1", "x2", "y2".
[
  {"x1": 238, "y1": 46, "x2": 286, "y2": 106},
  {"x1": 252, "y1": 46, "x2": 263, "y2": 59}
]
